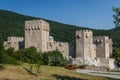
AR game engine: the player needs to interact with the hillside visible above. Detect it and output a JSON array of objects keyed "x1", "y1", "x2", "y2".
[{"x1": 0, "y1": 10, "x2": 120, "y2": 47}]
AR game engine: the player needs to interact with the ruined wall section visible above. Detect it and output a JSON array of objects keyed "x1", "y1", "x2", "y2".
[
  {"x1": 4, "y1": 37, "x2": 23, "y2": 51},
  {"x1": 47, "y1": 37, "x2": 69, "y2": 59},
  {"x1": 25, "y1": 20, "x2": 49, "y2": 52}
]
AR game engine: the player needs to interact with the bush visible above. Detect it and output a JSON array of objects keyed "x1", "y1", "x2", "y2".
[
  {"x1": 1, "y1": 53, "x2": 19, "y2": 65},
  {"x1": 42, "y1": 50, "x2": 67, "y2": 66},
  {"x1": 24, "y1": 47, "x2": 39, "y2": 63},
  {"x1": 4, "y1": 48, "x2": 15, "y2": 58},
  {"x1": 15, "y1": 49, "x2": 25, "y2": 62},
  {"x1": 15, "y1": 47, "x2": 40, "y2": 63},
  {"x1": 113, "y1": 48, "x2": 120, "y2": 67}
]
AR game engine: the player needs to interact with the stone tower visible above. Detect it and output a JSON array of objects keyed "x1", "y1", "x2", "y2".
[
  {"x1": 25, "y1": 20, "x2": 49, "y2": 52},
  {"x1": 93, "y1": 36, "x2": 111, "y2": 58},
  {"x1": 75, "y1": 30, "x2": 95, "y2": 61}
]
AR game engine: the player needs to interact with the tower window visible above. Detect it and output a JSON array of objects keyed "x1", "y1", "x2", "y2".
[
  {"x1": 86, "y1": 34, "x2": 88, "y2": 38},
  {"x1": 76, "y1": 34, "x2": 81, "y2": 39}
]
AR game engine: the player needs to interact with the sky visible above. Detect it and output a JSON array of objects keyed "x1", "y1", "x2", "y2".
[{"x1": 0, "y1": 0, "x2": 120, "y2": 29}]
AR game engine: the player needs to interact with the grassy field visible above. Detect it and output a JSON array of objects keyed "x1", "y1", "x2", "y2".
[{"x1": 0, "y1": 63, "x2": 116, "y2": 80}]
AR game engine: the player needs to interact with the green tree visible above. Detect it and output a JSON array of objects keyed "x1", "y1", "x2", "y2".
[
  {"x1": 113, "y1": 48, "x2": 120, "y2": 67},
  {"x1": 0, "y1": 52, "x2": 19, "y2": 65},
  {"x1": 42, "y1": 50, "x2": 67, "y2": 66},
  {"x1": 24, "y1": 47, "x2": 39, "y2": 63},
  {"x1": 4, "y1": 48, "x2": 15, "y2": 58},
  {"x1": 113, "y1": 7, "x2": 120, "y2": 28}
]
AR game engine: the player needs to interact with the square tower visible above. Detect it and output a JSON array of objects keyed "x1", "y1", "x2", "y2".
[
  {"x1": 75, "y1": 30, "x2": 95, "y2": 61},
  {"x1": 93, "y1": 36, "x2": 111, "y2": 58},
  {"x1": 25, "y1": 20, "x2": 49, "y2": 52}
]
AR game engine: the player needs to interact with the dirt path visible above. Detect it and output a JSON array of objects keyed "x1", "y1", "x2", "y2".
[{"x1": 76, "y1": 69, "x2": 120, "y2": 79}]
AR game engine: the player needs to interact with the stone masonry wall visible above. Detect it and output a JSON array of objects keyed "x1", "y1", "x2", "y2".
[
  {"x1": 25, "y1": 20, "x2": 49, "y2": 52},
  {"x1": 47, "y1": 38, "x2": 69, "y2": 59},
  {"x1": 93, "y1": 36, "x2": 110, "y2": 58},
  {"x1": 75, "y1": 30, "x2": 95, "y2": 61},
  {"x1": 4, "y1": 36, "x2": 23, "y2": 51}
]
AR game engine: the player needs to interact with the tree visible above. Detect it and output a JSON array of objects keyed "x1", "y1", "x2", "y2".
[
  {"x1": 42, "y1": 50, "x2": 67, "y2": 66},
  {"x1": 113, "y1": 7, "x2": 120, "y2": 28},
  {"x1": 24, "y1": 47, "x2": 39, "y2": 63},
  {"x1": 113, "y1": 48, "x2": 120, "y2": 67}
]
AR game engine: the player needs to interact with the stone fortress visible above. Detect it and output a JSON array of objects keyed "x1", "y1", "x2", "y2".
[
  {"x1": 25, "y1": 20, "x2": 69, "y2": 58},
  {"x1": 4, "y1": 19, "x2": 115, "y2": 69},
  {"x1": 74, "y1": 30, "x2": 114, "y2": 69}
]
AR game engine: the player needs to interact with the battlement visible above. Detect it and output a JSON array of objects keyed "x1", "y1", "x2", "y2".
[
  {"x1": 76, "y1": 30, "x2": 92, "y2": 34},
  {"x1": 4, "y1": 36, "x2": 24, "y2": 51},
  {"x1": 93, "y1": 36, "x2": 109, "y2": 43},
  {"x1": 76, "y1": 30, "x2": 92, "y2": 33},
  {"x1": 94, "y1": 36, "x2": 109, "y2": 39},
  {"x1": 25, "y1": 19, "x2": 49, "y2": 31},
  {"x1": 7, "y1": 36, "x2": 24, "y2": 42},
  {"x1": 76, "y1": 30, "x2": 93, "y2": 39}
]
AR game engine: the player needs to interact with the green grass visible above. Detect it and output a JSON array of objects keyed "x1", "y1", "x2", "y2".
[{"x1": 0, "y1": 63, "x2": 116, "y2": 80}]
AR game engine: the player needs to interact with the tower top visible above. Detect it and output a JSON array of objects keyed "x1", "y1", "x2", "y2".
[
  {"x1": 76, "y1": 30, "x2": 92, "y2": 34},
  {"x1": 25, "y1": 19, "x2": 49, "y2": 30}
]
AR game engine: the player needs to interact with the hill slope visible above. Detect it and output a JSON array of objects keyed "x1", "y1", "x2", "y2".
[{"x1": 0, "y1": 10, "x2": 120, "y2": 47}]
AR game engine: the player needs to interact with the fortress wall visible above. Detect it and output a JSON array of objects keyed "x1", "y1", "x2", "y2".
[
  {"x1": 47, "y1": 41, "x2": 69, "y2": 59},
  {"x1": 100, "y1": 58, "x2": 115, "y2": 69},
  {"x1": 3, "y1": 19, "x2": 115, "y2": 69},
  {"x1": 4, "y1": 36, "x2": 24, "y2": 51}
]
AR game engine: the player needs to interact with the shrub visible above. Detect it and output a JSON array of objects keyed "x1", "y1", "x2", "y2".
[
  {"x1": 1, "y1": 53, "x2": 19, "y2": 65},
  {"x1": 15, "y1": 49, "x2": 25, "y2": 62},
  {"x1": 24, "y1": 47, "x2": 39, "y2": 63},
  {"x1": 4, "y1": 48, "x2": 15, "y2": 58},
  {"x1": 15, "y1": 47, "x2": 40, "y2": 63},
  {"x1": 42, "y1": 50, "x2": 67, "y2": 66},
  {"x1": 113, "y1": 48, "x2": 120, "y2": 67}
]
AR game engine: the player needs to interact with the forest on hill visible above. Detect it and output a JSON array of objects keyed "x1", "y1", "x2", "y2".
[{"x1": 0, "y1": 10, "x2": 120, "y2": 48}]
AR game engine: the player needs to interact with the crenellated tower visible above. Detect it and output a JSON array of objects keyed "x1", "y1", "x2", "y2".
[
  {"x1": 93, "y1": 36, "x2": 112, "y2": 58},
  {"x1": 25, "y1": 20, "x2": 49, "y2": 52},
  {"x1": 75, "y1": 30, "x2": 95, "y2": 61}
]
